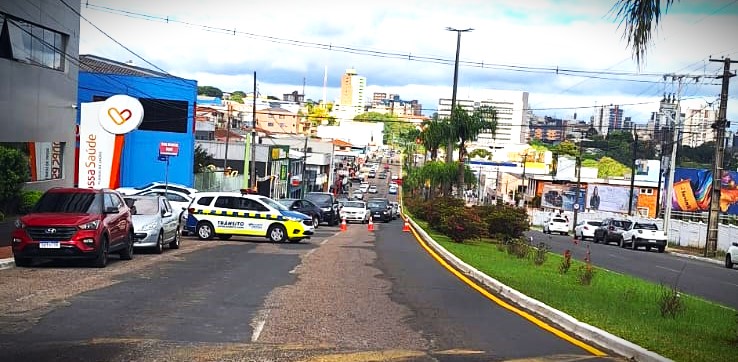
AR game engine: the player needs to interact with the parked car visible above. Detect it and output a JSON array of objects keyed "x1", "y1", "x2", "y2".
[
  {"x1": 186, "y1": 191, "x2": 314, "y2": 243},
  {"x1": 367, "y1": 198, "x2": 392, "y2": 223},
  {"x1": 543, "y1": 216, "x2": 569, "y2": 235},
  {"x1": 620, "y1": 221, "x2": 667, "y2": 252},
  {"x1": 276, "y1": 198, "x2": 322, "y2": 228},
  {"x1": 116, "y1": 181, "x2": 198, "y2": 197},
  {"x1": 138, "y1": 189, "x2": 193, "y2": 236},
  {"x1": 11, "y1": 187, "x2": 134, "y2": 268},
  {"x1": 339, "y1": 200, "x2": 370, "y2": 223},
  {"x1": 368, "y1": 185, "x2": 378, "y2": 194},
  {"x1": 124, "y1": 195, "x2": 180, "y2": 253},
  {"x1": 388, "y1": 184, "x2": 398, "y2": 195},
  {"x1": 726, "y1": 241, "x2": 738, "y2": 269},
  {"x1": 359, "y1": 183, "x2": 370, "y2": 193},
  {"x1": 593, "y1": 218, "x2": 633, "y2": 246},
  {"x1": 574, "y1": 220, "x2": 602, "y2": 240},
  {"x1": 389, "y1": 201, "x2": 400, "y2": 220},
  {"x1": 304, "y1": 192, "x2": 341, "y2": 226},
  {"x1": 353, "y1": 190, "x2": 364, "y2": 200}
]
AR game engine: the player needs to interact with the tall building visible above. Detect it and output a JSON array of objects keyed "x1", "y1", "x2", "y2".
[
  {"x1": 681, "y1": 108, "x2": 717, "y2": 147},
  {"x1": 592, "y1": 104, "x2": 624, "y2": 136},
  {"x1": 528, "y1": 116, "x2": 566, "y2": 143},
  {"x1": 339, "y1": 68, "x2": 366, "y2": 110},
  {"x1": 438, "y1": 90, "x2": 529, "y2": 147},
  {"x1": 369, "y1": 93, "x2": 423, "y2": 117},
  {"x1": 0, "y1": 1, "x2": 80, "y2": 190}
]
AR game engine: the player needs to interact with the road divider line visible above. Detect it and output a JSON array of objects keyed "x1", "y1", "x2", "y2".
[{"x1": 654, "y1": 265, "x2": 682, "y2": 273}]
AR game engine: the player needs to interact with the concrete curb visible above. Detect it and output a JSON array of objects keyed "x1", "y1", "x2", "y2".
[
  {"x1": 407, "y1": 217, "x2": 672, "y2": 362},
  {"x1": 667, "y1": 251, "x2": 723, "y2": 266},
  {"x1": 0, "y1": 257, "x2": 15, "y2": 270}
]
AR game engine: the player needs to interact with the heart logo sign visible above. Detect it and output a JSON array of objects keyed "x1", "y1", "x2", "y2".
[
  {"x1": 107, "y1": 107, "x2": 133, "y2": 126},
  {"x1": 98, "y1": 95, "x2": 144, "y2": 135}
]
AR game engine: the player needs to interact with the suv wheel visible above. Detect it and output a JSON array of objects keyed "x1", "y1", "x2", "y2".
[
  {"x1": 726, "y1": 254, "x2": 734, "y2": 269},
  {"x1": 14, "y1": 257, "x2": 31, "y2": 267},
  {"x1": 92, "y1": 237, "x2": 109, "y2": 268},
  {"x1": 268, "y1": 224, "x2": 287, "y2": 243},
  {"x1": 197, "y1": 222, "x2": 215, "y2": 240},
  {"x1": 120, "y1": 230, "x2": 134, "y2": 260}
]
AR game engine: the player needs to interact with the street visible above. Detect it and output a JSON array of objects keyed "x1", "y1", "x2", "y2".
[
  {"x1": 529, "y1": 231, "x2": 738, "y2": 310},
  {"x1": 0, "y1": 162, "x2": 623, "y2": 361}
]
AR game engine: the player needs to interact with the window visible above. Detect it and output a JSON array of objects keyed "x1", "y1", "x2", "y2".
[
  {"x1": 214, "y1": 196, "x2": 236, "y2": 208},
  {"x1": 279, "y1": 115, "x2": 284, "y2": 119},
  {"x1": 197, "y1": 197, "x2": 214, "y2": 206},
  {"x1": 640, "y1": 188, "x2": 654, "y2": 195},
  {"x1": 0, "y1": 13, "x2": 66, "y2": 71},
  {"x1": 268, "y1": 122, "x2": 274, "y2": 127}
]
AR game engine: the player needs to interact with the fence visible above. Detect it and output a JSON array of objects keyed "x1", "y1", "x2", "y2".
[
  {"x1": 194, "y1": 172, "x2": 244, "y2": 192},
  {"x1": 529, "y1": 209, "x2": 733, "y2": 252}
]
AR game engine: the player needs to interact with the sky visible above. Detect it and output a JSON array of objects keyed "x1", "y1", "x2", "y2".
[{"x1": 78, "y1": 0, "x2": 738, "y2": 130}]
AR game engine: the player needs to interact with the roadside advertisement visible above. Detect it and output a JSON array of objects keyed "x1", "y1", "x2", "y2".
[
  {"x1": 541, "y1": 184, "x2": 585, "y2": 211},
  {"x1": 28, "y1": 142, "x2": 63, "y2": 181},
  {"x1": 78, "y1": 95, "x2": 144, "y2": 189},
  {"x1": 671, "y1": 168, "x2": 712, "y2": 212},
  {"x1": 586, "y1": 185, "x2": 638, "y2": 213}
]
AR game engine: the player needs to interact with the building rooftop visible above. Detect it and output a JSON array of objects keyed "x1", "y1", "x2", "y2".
[{"x1": 79, "y1": 54, "x2": 184, "y2": 78}]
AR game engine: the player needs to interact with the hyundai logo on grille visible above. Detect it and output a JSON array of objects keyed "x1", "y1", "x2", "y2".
[{"x1": 46, "y1": 228, "x2": 57, "y2": 234}]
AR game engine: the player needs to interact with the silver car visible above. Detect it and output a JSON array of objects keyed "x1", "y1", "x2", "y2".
[
  {"x1": 389, "y1": 201, "x2": 400, "y2": 220},
  {"x1": 124, "y1": 195, "x2": 181, "y2": 253}
]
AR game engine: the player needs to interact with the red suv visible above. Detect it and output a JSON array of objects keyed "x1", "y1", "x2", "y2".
[{"x1": 11, "y1": 188, "x2": 134, "y2": 268}]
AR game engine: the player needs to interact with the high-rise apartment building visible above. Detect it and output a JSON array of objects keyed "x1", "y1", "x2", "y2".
[
  {"x1": 592, "y1": 104, "x2": 625, "y2": 136},
  {"x1": 682, "y1": 108, "x2": 717, "y2": 148},
  {"x1": 438, "y1": 90, "x2": 529, "y2": 147},
  {"x1": 339, "y1": 68, "x2": 366, "y2": 109}
]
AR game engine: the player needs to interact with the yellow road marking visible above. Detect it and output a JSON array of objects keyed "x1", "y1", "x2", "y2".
[{"x1": 405, "y1": 220, "x2": 607, "y2": 357}]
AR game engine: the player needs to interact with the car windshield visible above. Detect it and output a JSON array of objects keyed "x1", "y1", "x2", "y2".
[
  {"x1": 343, "y1": 201, "x2": 365, "y2": 209},
  {"x1": 614, "y1": 220, "x2": 633, "y2": 229},
  {"x1": 33, "y1": 192, "x2": 103, "y2": 214},
  {"x1": 634, "y1": 223, "x2": 658, "y2": 230},
  {"x1": 276, "y1": 199, "x2": 295, "y2": 208},
  {"x1": 367, "y1": 201, "x2": 387, "y2": 208},
  {"x1": 552, "y1": 218, "x2": 566, "y2": 223},
  {"x1": 306, "y1": 194, "x2": 332, "y2": 204},
  {"x1": 259, "y1": 197, "x2": 288, "y2": 211},
  {"x1": 125, "y1": 198, "x2": 159, "y2": 215}
]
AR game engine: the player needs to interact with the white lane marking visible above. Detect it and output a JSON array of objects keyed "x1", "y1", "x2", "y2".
[
  {"x1": 320, "y1": 238, "x2": 330, "y2": 245},
  {"x1": 721, "y1": 280, "x2": 738, "y2": 288},
  {"x1": 289, "y1": 248, "x2": 317, "y2": 274},
  {"x1": 655, "y1": 265, "x2": 682, "y2": 273},
  {"x1": 607, "y1": 253, "x2": 627, "y2": 260}
]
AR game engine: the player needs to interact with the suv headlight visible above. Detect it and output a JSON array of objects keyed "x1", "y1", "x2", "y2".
[
  {"x1": 140, "y1": 221, "x2": 157, "y2": 231},
  {"x1": 14, "y1": 219, "x2": 25, "y2": 229},
  {"x1": 79, "y1": 220, "x2": 100, "y2": 230}
]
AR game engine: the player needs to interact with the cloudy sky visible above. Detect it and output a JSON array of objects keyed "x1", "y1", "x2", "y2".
[{"x1": 79, "y1": 0, "x2": 738, "y2": 129}]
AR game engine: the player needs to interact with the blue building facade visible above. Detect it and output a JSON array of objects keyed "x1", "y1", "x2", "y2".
[{"x1": 77, "y1": 55, "x2": 197, "y2": 188}]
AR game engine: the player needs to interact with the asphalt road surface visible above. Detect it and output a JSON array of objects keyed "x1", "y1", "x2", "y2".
[
  {"x1": 529, "y1": 230, "x2": 738, "y2": 310},
  {"x1": 0, "y1": 159, "x2": 623, "y2": 361}
]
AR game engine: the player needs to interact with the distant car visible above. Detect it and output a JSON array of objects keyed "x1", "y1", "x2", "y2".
[
  {"x1": 368, "y1": 185, "x2": 378, "y2": 194},
  {"x1": 726, "y1": 241, "x2": 738, "y2": 269},
  {"x1": 593, "y1": 218, "x2": 632, "y2": 246},
  {"x1": 353, "y1": 190, "x2": 364, "y2": 200},
  {"x1": 138, "y1": 189, "x2": 193, "y2": 236},
  {"x1": 276, "y1": 198, "x2": 322, "y2": 229},
  {"x1": 388, "y1": 184, "x2": 398, "y2": 195},
  {"x1": 620, "y1": 221, "x2": 667, "y2": 252},
  {"x1": 116, "y1": 182, "x2": 198, "y2": 197},
  {"x1": 339, "y1": 200, "x2": 370, "y2": 223},
  {"x1": 124, "y1": 195, "x2": 180, "y2": 253},
  {"x1": 367, "y1": 198, "x2": 392, "y2": 223},
  {"x1": 304, "y1": 192, "x2": 341, "y2": 226},
  {"x1": 368, "y1": 171, "x2": 376, "y2": 178},
  {"x1": 543, "y1": 216, "x2": 569, "y2": 235},
  {"x1": 389, "y1": 201, "x2": 400, "y2": 220},
  {"x1": 574, "y1": 220, "x2": 602, "y2": 240},
  {"x1": 359, "y1": 183, "x2": 370, "y2": 193}
]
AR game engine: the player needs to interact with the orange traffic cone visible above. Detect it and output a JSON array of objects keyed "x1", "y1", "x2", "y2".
[
  {"x1": 340, "y1": 217, "x2": 347, "y2": 232},
  {"x1": 402, "y1": 219, "x2": 410, "y2": 232},
  {"x1": 367, "y1": 216, "x2": 374, "y2": 232}
]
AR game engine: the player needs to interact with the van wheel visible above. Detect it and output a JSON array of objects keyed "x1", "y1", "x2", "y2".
[
  {"x1": 92, "y1": 237, "x2": 109, "y2": 268},
  {"x1": 268, "y1": 224, "x2": 287, "y2": 243},
  {"x1": 196, "y1": 222, "x2": 215, "y2": 240},
  {"x1": 120, "y1": 230, "x2": 134, "y2": 260}
]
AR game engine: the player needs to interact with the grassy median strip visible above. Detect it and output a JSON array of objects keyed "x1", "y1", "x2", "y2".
[{"x1": 412, "y1": 219, "x2": 737, "y2": 362}]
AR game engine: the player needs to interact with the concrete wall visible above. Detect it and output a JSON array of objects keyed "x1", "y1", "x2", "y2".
[{"x1": 0, "y1": 0, "x2": 80, "y2": 190}]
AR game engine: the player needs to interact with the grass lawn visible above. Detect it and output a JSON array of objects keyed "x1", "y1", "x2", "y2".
[{"x1": 413, "y1": 219, "x2": 738, "y2": 362}]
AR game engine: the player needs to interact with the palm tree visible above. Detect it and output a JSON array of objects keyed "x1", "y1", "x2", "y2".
[
  {"x1": 612, "y1": 0, "x2": 675, "y2": 67},
  {"x1": 419, "y1": 116, "x2": 451, "y2": 161},
  {"x1": 450, "y1": 105, "x2": 498, "y2": 191}
]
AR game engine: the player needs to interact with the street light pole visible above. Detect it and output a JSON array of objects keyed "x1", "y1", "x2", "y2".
[
  {"x1": 445, "y1": 27, "x2": 473, "y2": 165},
  {"x1": 572, "y1": 132, "x2": 587, "y2": 234}
]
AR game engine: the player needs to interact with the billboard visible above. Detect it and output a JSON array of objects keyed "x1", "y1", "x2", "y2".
[
  {"x1": 541, "y1": 184, "x2": 585, "y2": 211},
  {"x1": 671, "y1": 168, "x2": 712, "y2": 212},
  {"x1": 586, "y1": 185, "x2": 638, "y2": 214}
]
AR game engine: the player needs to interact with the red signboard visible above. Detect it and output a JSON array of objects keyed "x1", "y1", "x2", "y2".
[{"x1": 159, "y1": 142, "x2": 180, "y2": 156}]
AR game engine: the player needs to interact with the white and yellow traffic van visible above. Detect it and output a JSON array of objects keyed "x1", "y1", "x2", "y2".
[{"x1": 185, "y1": 191, "x2": 315, "y2": 243}]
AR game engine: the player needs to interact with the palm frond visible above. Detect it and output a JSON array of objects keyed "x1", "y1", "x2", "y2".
[{"x1": 611, "y1": 0, "x2": 675, "y2": 67}]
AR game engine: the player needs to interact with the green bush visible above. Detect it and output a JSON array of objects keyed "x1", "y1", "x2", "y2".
[
  {"x1": 424, "y1": 197, "x2": 464, "y2": 227},
  {"x1": 0, "y1": 146, "x2": 31, "y2": 213},
  {"x1": 436, "y1": 206, "x2": 485, "y2": 243},
  {"x1": 475, "y1": 204, "x2": 530, "y2": 240},
  {"x1": 18, "y1": 190, "x2": 43, "y2": 214}
]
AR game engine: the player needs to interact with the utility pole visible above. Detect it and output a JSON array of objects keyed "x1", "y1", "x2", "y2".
[
  {"x1": 705, "y1": 57, "x2": 737, "y2": 257},
  {"x1": 301, "y1": 134, "x2": 309, "y2": 198},
  {"x1": 445, "y1": 27, "x2": 473, "y2": 164},
  {"x1": 663, "y1": 75, "x2": 686, "y2": 237},
  {"x1": 571, "y1": 130, "x2": 587, "y2": 234},
  {"x1": 520, "y1": 151, "x2": 529, "y2": 207},
  {"x1": 628, "y1": 125, "x2": 638, "y2": 215},
  {"x1": 223, "y1": 103, "x2": 232, "y2": 171},
  {"x1": 655, "y1": 125, "x2": 669, "y2": 218},
  {"x1": 250, "y1": 71, "x2": 257, "y2": 189}
]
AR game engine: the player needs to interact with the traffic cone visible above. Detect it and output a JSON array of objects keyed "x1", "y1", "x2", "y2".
[
  {"x1": 340, "y1": 217, "x2": 347, "y2": 232},
  {"x1": 368, "y1": 216, "x2": 374, "y2": 232},
  {"x1": 402, "y1": 219, "x2": 410, "y2": 232}
]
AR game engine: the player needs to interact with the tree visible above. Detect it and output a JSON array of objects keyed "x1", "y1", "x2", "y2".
[
  {"x1": 551, "y1": 140, "x2": 578, "y2": 157},
  {"x1": 468, "y1": 148, "x2": 492, "y2": 160},
  {"x1": 612, "y1": 0, "x2": 675, "y2": 67},
  {"x1": 306, "y1": 103, "x2": 335, "y2": 126},
  {"x1": 419, "y1": 116, "x2": 451, "y2": 161},
  {"x1": 449, "y1": 105, "x2": 498, "y2": 190},
  {"x1": 194, "y1": 144, "x2": 214, "y2": 173},
  {"x1": 0, "y1": 146, "x2": 30, "y2": 213},
  {"x1": 354, "y1": 112, "x2": 415, "y2": 146},
  {"x1": 589, "y1": 156, "x2": 632, "y2": 178},
  {"x1": 198, "y1": 86, "x2": 223, "y2": 98},
  {"x1": 230, "y1": 90, "x2": 246, "y2": 104}
]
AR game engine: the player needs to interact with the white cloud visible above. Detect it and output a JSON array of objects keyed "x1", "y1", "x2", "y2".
[{"x1": 79, "y1": 0, "x2": 738, "y2": 125}]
